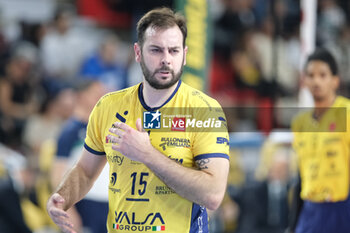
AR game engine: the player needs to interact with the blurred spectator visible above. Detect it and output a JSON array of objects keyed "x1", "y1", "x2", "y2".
[
  {"x1": 22, "y1": 87, "x2": 74, "y2": 156},
  {"x1": 317, "y1": 0, "x2": 346, "y2": 46},
  {"x1": 19, "y1": 21, "x2": 48, "y2": 50},
  {"x1": 0, "y1": 51, "x2": 40, "y2": 150},
  {"x1": 51, "y1": 80, "x2": 108, "y2": 233},
  {"x1": 325, "y1": 25, "x2": 350, "y2": 96},
  {"x1": 0, "y1": 29, "x2": 10, "y2": 76},
  {"x1": 79, "y1": 34, "x2": 128, "y2": 91},
  {"x1": 214, "y1": 0, "x2": 257, "y2": 59},
  {"x1": 230, "y1": 132, "x2": 294, "y2": 233},
  {"x1": 251, "y1": 17, "x2": 299, "y2": 96},
  {"x1": 211, "y1": 149, "x2": 244, "y2": 233},
  {"x1": 0, "y1": 143, "x2": 32, "y2": 233},
  {"x1": 40, "y1": 7, "x2": 90, "y2": 83},
  {"x1": 0, "y1": 141, "x2": 59, "y2": 233},
  {"x1": 230, "y1": 29, "x2": 261, "y2": 94}
]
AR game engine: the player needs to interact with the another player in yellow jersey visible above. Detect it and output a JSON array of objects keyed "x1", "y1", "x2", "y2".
[
  {"x1": 47, "y1": 7, "x2": 230, "y2": 233},
  {"x1": 289, "y1": 49, "x2": 350, "y2": 233}
]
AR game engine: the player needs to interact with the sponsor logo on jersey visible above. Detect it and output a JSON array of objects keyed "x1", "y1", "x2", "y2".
[
  {"x1": 107, "y1": 154, "x2": 124, "y2": 165},
  {"x1": 112, "y1": 211, "x2": 165, "y2": 231},
  {"x1": 110, "y1": 172, "x2": 117, "y2": 185},
  {"x1": 216, "y1": 137, "x2": 229, "y2": 146},
  {"x1": 159, "y1": 137, "x2": 190, "y2": 151},
  {"x1": 109, "y1": 172, "x2": 121, "y2": 193},
  {"x1": 155, "y1": 185, "x2": 176, "y2": 195},
  {"x1": 168, "y1": 155, "x2": 183, "y2": 164},
  {"x1": 116, "y1": 110, "x2": 128, "y2": 123},
  {"x1": 143, "y1": 111, "x2": 161, "y2": 129}
]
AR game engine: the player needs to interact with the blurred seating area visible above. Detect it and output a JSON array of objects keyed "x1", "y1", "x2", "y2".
[{"x1": 0, "y1": 0, "x2": 350, "y2": 232}]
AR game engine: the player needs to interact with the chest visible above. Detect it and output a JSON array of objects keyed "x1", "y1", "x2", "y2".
[{"x1": 102, "y1": 107, "x2": 195, "y2": 168}]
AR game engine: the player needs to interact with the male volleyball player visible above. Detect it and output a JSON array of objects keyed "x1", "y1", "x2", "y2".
[
  {"x1": 47, "y1": 7, "x2": 230, "y2": 233},
  {"x1": 290, "y1": 48, "x2": 350, "y2": 233}
]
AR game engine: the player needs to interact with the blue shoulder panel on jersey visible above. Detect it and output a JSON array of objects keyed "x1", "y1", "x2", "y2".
[
  {"x1": 84, "y1": 143, "x2": 105, "y2": 156},
  {"x1": 189, "y1": 203, "x2": 208, "y2": 233},
  {"x1": 138, "y1": 80, "x2": 182, "y2": 111},
  {"x1": 195, "y1": 153, "x2": 229, "y2": 161}
]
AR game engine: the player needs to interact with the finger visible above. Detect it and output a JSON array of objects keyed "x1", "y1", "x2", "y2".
[
  {"x1": 109, "y1": 127, "x2": 124, "y2": 137},
  {"x1": 60, "y1": 223, "x2": 77, "y2": 233},
  {"x1": 113, "y1": 121, "x2": 132, "y2": 131},
  {"x1": 107, "y1": 134, "x2": 121, "y2": 144},
  {"x1": 49, "y1": 208, "x2": 70, "y2": 218},
  {"x1": 54, "y1": 216, "x2": 74, "y2": 228},
  {"x1": 136, "y1": 118, "x2": 145, "y2": 132},
  {"x1": 53, "y1": 214, "x2": 76, "y2": 233},
  {"x1": 111, "y1": 144, "x2": 121, "y2": 152}
]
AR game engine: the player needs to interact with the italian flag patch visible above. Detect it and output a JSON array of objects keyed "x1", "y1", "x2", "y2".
[
  {"x1": 113, "y1": 224, "x2": 119, "y2": 229},
  {"x1": 152, "y1": 226, "x2": 165, "y2": 231}
]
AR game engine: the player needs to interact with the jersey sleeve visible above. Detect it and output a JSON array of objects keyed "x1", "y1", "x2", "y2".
[
  {"x1": 84, "y1": 98, "x2": 106, "y2": 155},
  {"x1": 192, "y1": 101, "x2": 230, "y2": 161}
]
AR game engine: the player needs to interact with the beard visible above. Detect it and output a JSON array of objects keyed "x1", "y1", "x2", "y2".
[{"x1": 140, "y1": 55, "x2": 184, "y2": 90}]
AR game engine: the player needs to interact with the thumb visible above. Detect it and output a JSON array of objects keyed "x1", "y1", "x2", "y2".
[{"x1": 136, "y1": 118, "x2": 145, "y2": 132}]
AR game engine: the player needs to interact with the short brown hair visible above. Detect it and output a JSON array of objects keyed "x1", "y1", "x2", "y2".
[{"x1": 136, "y1": 7, "x2": 187, "y2": 48}]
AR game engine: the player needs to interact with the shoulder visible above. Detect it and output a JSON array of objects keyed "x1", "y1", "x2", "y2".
[
  {"x1": 96, "y1": 84, "x2": 140, "y2": 108},
  {"x1": 180, "y1": 82, "x2": 222, "y2": 108},
  {"x1": 335, "y1": 96, "x2": 350, "y2": 108}
]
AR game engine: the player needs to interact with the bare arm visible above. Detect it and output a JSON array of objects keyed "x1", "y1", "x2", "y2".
[
  {"x1": 144, "y1": 149, "x2": 229, "y2": 210},
  {"x1": 55, "y1": 149, "x2": 106, "y2": 209},
  {"x1": 108, "y1": 119, "x2": 229, "y2": 210},
  {"x1": 47, "y1": 148, "x2": 106, "y2": 232},
  {"x1": 50, "y1": 158, "x2": 82, "y2": 233}
]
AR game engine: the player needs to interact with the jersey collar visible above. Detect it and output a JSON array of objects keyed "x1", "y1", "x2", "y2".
[{"x1": 138, "y1": 80, "x2": 182, "y2": 111}]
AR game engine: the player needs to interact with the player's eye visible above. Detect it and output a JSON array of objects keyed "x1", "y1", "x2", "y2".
[
  {"x1": 320, "y1": 72, "x2": 327, "y2": 79},
  {"x1": 170, "y1": 49, "x2": 179, "y2": 54},
  {"x1": 151, "y1": 48, "x2": 160, "y2": 53}
]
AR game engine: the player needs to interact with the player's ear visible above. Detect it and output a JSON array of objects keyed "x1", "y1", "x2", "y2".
[
  {"x1": 183, "y1": 46, "x2": 188, "y2": 66},
  {"x1": 334, "y1": 75, "x2": 340, "y2": 90},
  {"x1": 134, "y1": 43, "x2": 142, "y2": 63}
]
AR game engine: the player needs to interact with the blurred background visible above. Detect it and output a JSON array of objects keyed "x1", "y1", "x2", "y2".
[{"x1": 0, "y1": 0, "x2": 349, "y2": 232}]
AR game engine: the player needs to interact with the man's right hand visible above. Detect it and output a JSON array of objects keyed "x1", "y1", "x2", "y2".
[{"x1": 47, "y1": 193, "x2": 77, "y2": 233}]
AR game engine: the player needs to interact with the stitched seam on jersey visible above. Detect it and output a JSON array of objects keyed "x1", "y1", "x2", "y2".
[
  {"x1": 194, "y1": 153, "x2": 229, "y2": 160},
  {"x1": 84, "y1": 143, "x2": 105, "y2": 155}
]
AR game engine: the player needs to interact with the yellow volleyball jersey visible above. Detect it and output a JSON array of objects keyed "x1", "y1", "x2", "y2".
[
  {"x1": 84, "y1": 80, "x2": 230, "y2": 233},
  {"x1": 292, "y1": 96, "x2": 350, "y2": 202}
]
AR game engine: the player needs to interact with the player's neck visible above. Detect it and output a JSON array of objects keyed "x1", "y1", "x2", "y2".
[
  {"x1": 142, "y1": 81, "x2": 179, "y2": 108},
  {"x1": 314, "y1": 94, "x2": 337, "y2": 109},
  {"x1": 313, "y1": 94, "x2": 337, "y2": 120}
]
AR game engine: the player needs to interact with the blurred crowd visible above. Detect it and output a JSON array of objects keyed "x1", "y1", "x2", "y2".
[{"x1": 0, "y1": 0, "x2": 350, "y2": 232}]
